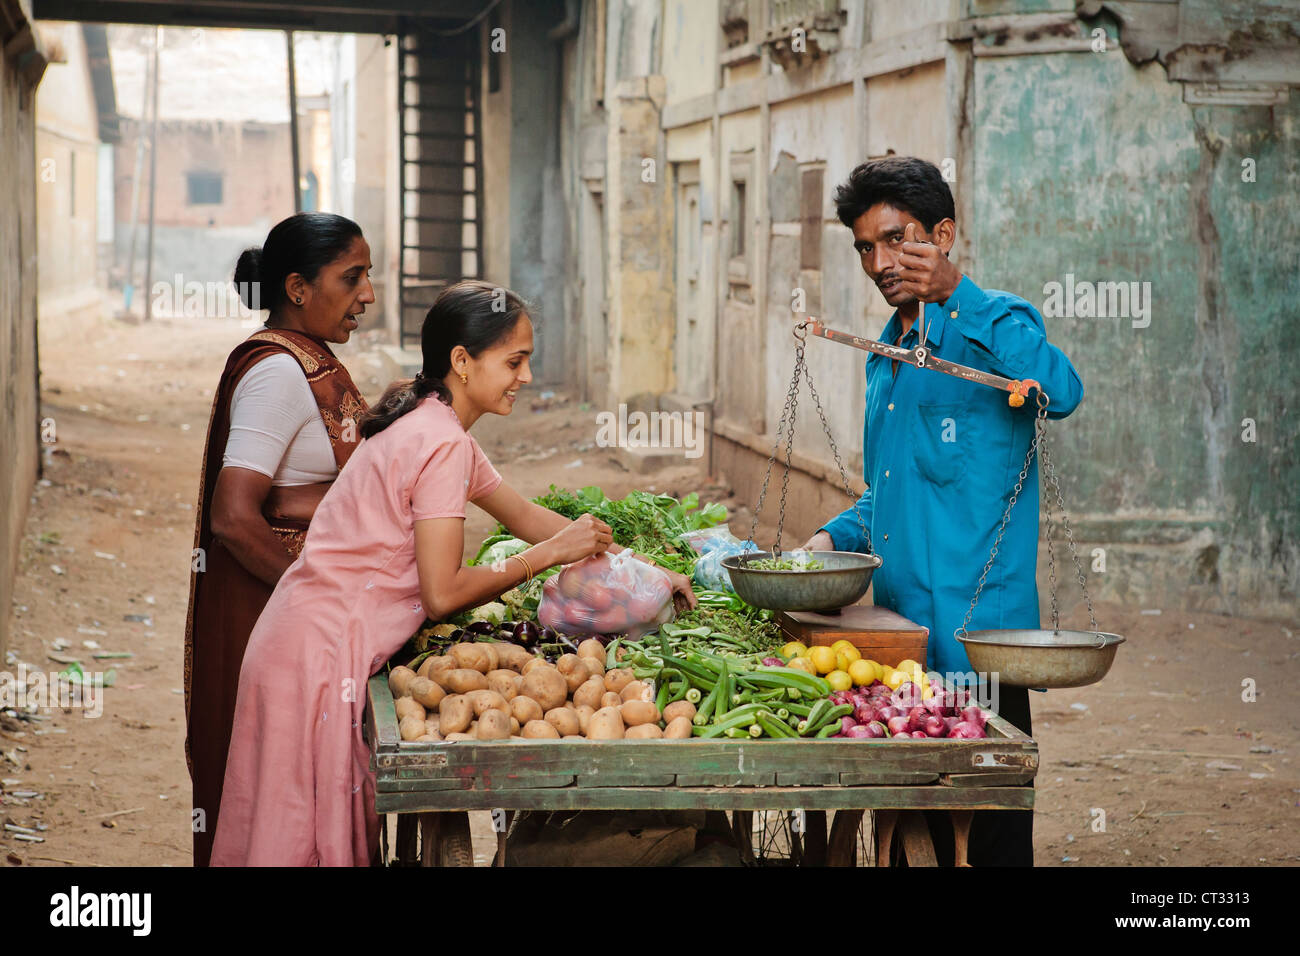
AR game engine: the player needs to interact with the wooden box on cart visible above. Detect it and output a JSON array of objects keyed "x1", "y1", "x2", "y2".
[{"x1": 776, "y1": 605, "x2": 928, "y2": 668}]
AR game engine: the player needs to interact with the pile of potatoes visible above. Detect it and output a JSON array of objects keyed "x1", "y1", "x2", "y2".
[{"x1": 388, "y1": 637, "x2": 697, "y2": 743}]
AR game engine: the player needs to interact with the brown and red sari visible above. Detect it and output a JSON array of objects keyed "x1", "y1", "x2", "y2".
[{"x1": 183, "y1": 328, "x2": 366, "y2": 867}]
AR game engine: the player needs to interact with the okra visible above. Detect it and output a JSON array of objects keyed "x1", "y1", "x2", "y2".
[
  {"x1": 757, "y1": 712, "x2": 798, "y2": 739},
  {"x1": 694, "y1": 680, "x2": 721, "y2": 726},
  {"x1": 816, "y1": 722, "x2": 842, "y2": 738},
  {"x1": 685, "y1": 687, "x2": 702, "y2": 704}
]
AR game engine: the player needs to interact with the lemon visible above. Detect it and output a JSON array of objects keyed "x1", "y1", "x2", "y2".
[
  {"x1": 848, "y1": 659, "x2": 877, "y2": 686},
  {"x1": 787, "y1": 656, "x2": 818, "y2": 675},
  {"x1": 896, "y1": 659, "x2": 922, "y2": 675},
  {"x1": 921, "y1": 686, "x2": 935, "y2": 700},
  {"x1": 808, "y1": 646, "x2": 838, "y2": 675},
  {"x1": 781, "y1": 641, "x2": 809, "y2": 660},
  {"x1": 831, "y1": 639, "x2": 861, "y2": 660},
  {"x1": 884, "y1": 667, "x2": 908, "y2": 690},
  {"x1": 826, "y1": 669, "x2": 853, "y2": 692}
]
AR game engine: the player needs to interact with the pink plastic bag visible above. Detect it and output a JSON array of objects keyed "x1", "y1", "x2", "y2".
[{"x1": 537, "y1": 550, "x2": 675, "y2": 637}]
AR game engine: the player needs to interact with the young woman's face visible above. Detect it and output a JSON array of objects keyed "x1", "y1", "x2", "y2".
[
  {"x1": 464, "y1": 315, "x2": 534, "y2": 416},
  {"x1": 288, "y1": 235, "x2": 375, "y2": 343}
]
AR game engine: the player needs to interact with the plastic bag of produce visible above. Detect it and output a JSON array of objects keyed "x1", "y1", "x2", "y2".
[
  {"x1": 537, "y1": 550, "x2": 675, "y2": 637},
  {"x1": 692, "y1": 530, "x2": 758, "y2": 593},
  {"x1": 679, "y1": 525, "x2": 736, "y2": 556}
]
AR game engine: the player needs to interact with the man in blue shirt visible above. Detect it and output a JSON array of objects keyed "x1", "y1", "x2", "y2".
[{"x1": 802, "y1": 157, "x2": 1083, "y2": 866}]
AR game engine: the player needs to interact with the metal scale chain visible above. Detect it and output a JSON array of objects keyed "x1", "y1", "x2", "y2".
[
  {"x1": 746, "y1": 324, "x2": 872, "y2": 557},
  {"x1": 957, "y1": 393, "x2": 1099, "y2": 640}
]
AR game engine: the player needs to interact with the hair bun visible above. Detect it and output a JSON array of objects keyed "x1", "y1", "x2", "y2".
[{"x1": 233, "y1": 247, "x2": 263, "y2": 309}]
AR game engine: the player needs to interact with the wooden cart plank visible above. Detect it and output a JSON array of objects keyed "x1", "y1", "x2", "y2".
[
  {"x1": 372, "y1": 738, "x2": 1038, "y2": 785},
  {"x1": 375, "y1": 775, "x2": 473, "y2": 793},
  {"x1": 840, "y1": 771, "x2": 939, "y2": 785},
  {"x1": 941, "y1": 771, "x2": 1034, "y2": 787},
  {"x1": 374, "y1": 784, "x2": 1034, "y2": 814},
  {"x1": 776, "y1": 772, "x2": 840, "y2": 786},
  {"x1": 674, "y1": 773, "x2": 776, "y2": 787},
  {"x1": 575, "y1": 773, "x2": 676, "y2": 788}
]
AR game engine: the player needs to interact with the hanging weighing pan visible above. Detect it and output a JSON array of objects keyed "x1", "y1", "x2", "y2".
[
  {"x1": 722, "y1": 550, "x2": 881, "y2": 612},
  {"x1": 957, "y1": 629, "x2": 1125, "y2": 688}
]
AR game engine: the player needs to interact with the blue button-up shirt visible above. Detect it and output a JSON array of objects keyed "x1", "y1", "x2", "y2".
[{"x1": 821, "y1": 276, "x2": 1084, "y2": 676}]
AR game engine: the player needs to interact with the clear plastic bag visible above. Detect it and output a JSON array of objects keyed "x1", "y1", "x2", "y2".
[
  {"x1": 537, "y1": 550, "x2": 676, "y2": 637},
  {"x1": 692, "y1": 530, "x2": 759, "y2": 593},
  {"x1": 678, "y1": 525, "x2": 737, "y2": 556}
]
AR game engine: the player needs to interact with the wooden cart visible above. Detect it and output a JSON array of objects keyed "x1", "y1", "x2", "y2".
[{"x1": 366, "y1": 675, "x2": 1037, "y2": 867}]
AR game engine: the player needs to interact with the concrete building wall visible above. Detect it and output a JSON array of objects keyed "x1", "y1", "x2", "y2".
[
  {"x1": 970, "y1": 22, "x2": 1300, "y2": 616},
  {"x1": 112, "y1": 118, "x2": 293, "y2": 290},
  {"x1": 34, "y1": 20, "x2": 100, "y2": 320},
  {"x1": 1, "y1": 0, "x2": 46, "y2": 664}
]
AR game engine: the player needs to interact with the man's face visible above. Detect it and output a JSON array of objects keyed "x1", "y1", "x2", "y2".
[{"x1": 852, "y1": 204, "x2": 936, "y2": 310}]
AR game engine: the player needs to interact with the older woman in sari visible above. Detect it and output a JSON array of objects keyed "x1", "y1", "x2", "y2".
[{"x1": 185, "y1": 212, "x2": 371, "y2": 866}]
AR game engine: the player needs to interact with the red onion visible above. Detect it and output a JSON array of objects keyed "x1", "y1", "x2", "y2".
[
  {"x1": 961, "y1": 705, "x2": 987, "y2": 728},
  {"x1": 906, "y1": 705, "x2": 928, "y2": 732},
  {"x1": 844, "y1": 725, "x2": 878, "y2": 739},
  {"x1": 876, "y1": 705, "x2": 900, "y2": 722},
  {"x1": 923, "y1": 715, "x2": 946, "y2": 737},
  {"x1": 949, "y1": 721, "x2": 987, "y2": 739},
  {"x1": 910, "y1": 730, "x2": 928, "y2": 739},
  {"x1": 893, "y1": 681, "x2": 922, "y2": 707},
  {"x1": 854, "y1": 704, "x2": 876, "y2": 725},
  {"x1": 886, "y1": 715, "x2": 911, "y2": 737},
  {"x1": 943, "y1": 715, "x2": 961, "y2": 732},
  {"x1": 839, "y1": 716, "x2": 857, "y2": 735},
  {"x1": 864, "y1": 720, "x2": 888, "y2": 738},
  {"x1": 761, "y1": 657, "x2": 784, "y2": 667}
]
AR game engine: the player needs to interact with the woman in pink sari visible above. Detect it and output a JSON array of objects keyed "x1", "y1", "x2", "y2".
[{"x1": 210, "y1": 280, "x2": 695, "y2": 866}]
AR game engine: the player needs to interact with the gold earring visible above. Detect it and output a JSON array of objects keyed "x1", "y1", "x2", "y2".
[{"x1": 458, "y1": 371, "x2": 468, "y2": 384}]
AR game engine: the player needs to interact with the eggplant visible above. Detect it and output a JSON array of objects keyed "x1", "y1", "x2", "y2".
[
  {"x1": 512, "y1": 621, "x2": 541, "y2": 647},
  {"x1": 464, "y1": 621, "x2": 496, "y2": 637}
]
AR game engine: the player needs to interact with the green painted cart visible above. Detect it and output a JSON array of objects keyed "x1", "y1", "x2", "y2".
[{"x1": 366, "y1": 675, "x2": 1037, "y2": 866}]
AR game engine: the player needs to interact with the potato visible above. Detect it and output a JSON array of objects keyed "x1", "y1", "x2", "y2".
[
  {"x1": 662, "y1": 700, "x2": 696, "y2": 724},
  {"x1": 476, "y1": 710, "x2": 512, "y2": 740},
  {"x1": 466, "y1": 689, "x2": 510, "y2": 716},
  {"x1": 409, "y1": 676, "x2": 446, "y2": 710},
  {"x1": 394, "y1": 696, "x2": 426, "y2": 722},
  {"x1": 626, "y1": 723, "x2": 663, "y2": 739},
  {"x1": 388, "y1": 666, "x2": 417, "y2": 699},
  {"x1": 577, "y1": 638, "x2": 606, "y2": 662},
  {"x1": 424, "y1": 719, "x2": 442, "y2": 738},
  {"x1": 545, "y1": 707, "x2": 581, "y2": 737},
  {"x1": 399, "y1": 714, "x2": 426, "y2": 741},
  {"x1": 664, "y1": 716, "x2": 693, "y2": 739},
  {"x1": 415, "y1": 733, "x2": 440, "y2": 742},
  {"x1": 444, "y1": 732, "x2": 476, "y2": 742},
  {"x1": 449, "y1": 643, "x2": 492, "y2": 674},
  {"x1": 510, "y1": 695, "x2": 543, "y2": 725},
  {"x1": 510, "y1": 717, "x2": 521, "y2": 735},
  {"x1": 620, "y1": 700, "x2": 660, "y2": 727},
  {"x1": 486, "y1": 669, "x2": 521, "y2": 700},
  {"x1": 562, "y1": 734, "x2": 585, "y2": 741},
  {"x1": 522, "y1": 719, "x2": 560, "y2": 739},
  {"x1": 499, "y1": 645, "x2": 534, "y2": 672},
  {"x1": 575, "y1": 703, "x2": 595, "y2": 734},
  {"x1": 438, "y1": 694, "x2": 473, "y2": 735},
  {"x1": 620, "y1": 680, "x2": 652, "y2": 704},
  {"x1": 556, "y1": 654, "x2": 591, "y2": 694},
  {"x1": 519, "y1": 667, "x2": 568, "y2": 712},
  {"x1": 416, "y1": 655, "x2": 447, "y2": 681},
  {"x1": 521, "y1": 657, "x2": 550, "y2": 676},
  {"x1": 603, "y1": 668, "x2": 635, "y2": 694},
  {"x1": 586, "y1": 706, "x2": 625, "y2": 740},
  {"x1": 446, "y1": 668, "x2": 489, "y2": 695},
  {"x1": 600, "y1": 691, "x2": 623, "y2": 710},
  {"x1": 480, "y1": 642, "x2": 501, "y2": 671},
  {"x1": 572, "y1": 676, "x2": 605, "y2": 710},
  {"x1": 582, "y1": 655, "x2": 605, "y2": 677},
  {"x1": 428, "y1": 661, "x2": 463, "y2": 692}
]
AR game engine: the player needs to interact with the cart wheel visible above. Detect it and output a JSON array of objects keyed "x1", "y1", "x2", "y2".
[
  {"x1": 419, "y1": 811, "x2": 474, "y2": 867},
  {"x1": 826, "y1": 809, "x2": 865, "y2": 867}
]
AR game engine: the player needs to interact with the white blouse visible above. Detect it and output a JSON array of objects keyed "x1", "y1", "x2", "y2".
[{"x1": 222, "y1": 352, "x2": 338, "y2": 486}]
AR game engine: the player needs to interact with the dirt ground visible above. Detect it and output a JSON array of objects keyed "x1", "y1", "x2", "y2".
[{"x1": 2, "y1": 306, "x2": 1296, "y2": 867}]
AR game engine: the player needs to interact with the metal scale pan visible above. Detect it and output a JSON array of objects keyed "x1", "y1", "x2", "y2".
[
  {"x1": 722, "y1": 550, "x2": 881, "y2": 613},
  {"x1": 958, "y1": 629, "x2": 1126, "y2": 688}
]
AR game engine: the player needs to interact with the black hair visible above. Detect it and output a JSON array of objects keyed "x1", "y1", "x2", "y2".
[
  {"x1": 832, "y1": 156, "x2": 955, "y2": 231},
  {"x1": 232, "y1": 212, "x2": 364, "y2": 313},
  {"x1": 360, "y1": 280, "x2": 529, "y2": 438}
]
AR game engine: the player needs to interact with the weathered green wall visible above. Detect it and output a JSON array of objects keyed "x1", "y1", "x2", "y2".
[{"x1": 970, "y1": 19, "x2": 1299, "y2": 614}]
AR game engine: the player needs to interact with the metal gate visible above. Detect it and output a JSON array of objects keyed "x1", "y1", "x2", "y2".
[{"x1": 397, "y1": 30, "x2": 484, "y2": 348}]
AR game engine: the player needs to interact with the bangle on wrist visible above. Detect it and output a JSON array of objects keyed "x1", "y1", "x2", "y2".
[{"x1": 509, "y1": 553, "x2": 534, "y2": 583}]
